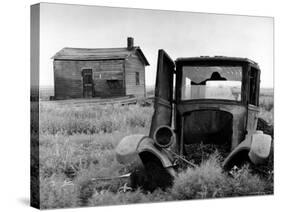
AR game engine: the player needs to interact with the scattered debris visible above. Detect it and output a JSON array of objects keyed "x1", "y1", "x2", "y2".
[{"x1": 118, "y1": 183, "x2": 132, "y2": 193}]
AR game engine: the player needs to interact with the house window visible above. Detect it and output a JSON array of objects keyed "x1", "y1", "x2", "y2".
[
  {"x1": 136, "y1": 72, "x2": 140, "y2": 85},
  {"x1": 107, "y1": 80, "x2": 123, "y2": 89}
]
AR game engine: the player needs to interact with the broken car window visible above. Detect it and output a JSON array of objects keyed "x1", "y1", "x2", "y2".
[{"x1": 181, "y1": 66, "x2": 242, "y2": 101}]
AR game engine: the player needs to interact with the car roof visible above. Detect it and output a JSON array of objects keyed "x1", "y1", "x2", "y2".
[{"x1": 175, "y1": 56, "x2": 260, "y2": 69}]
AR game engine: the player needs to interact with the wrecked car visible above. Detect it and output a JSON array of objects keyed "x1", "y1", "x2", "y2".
[{"x1": 116, "y1": 49, "x2": 272, "y2": 190}]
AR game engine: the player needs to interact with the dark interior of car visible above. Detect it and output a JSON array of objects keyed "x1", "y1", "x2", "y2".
[{"x1": 182, "y1": 110, "x2": 233, "y2": 149}]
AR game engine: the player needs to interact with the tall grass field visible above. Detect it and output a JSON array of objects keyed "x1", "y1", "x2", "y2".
[{"x1": 34, "y1": 90, "x2": 274, "y2": 209}]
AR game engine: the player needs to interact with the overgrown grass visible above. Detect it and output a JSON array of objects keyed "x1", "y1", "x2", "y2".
[
  {"x1": 171, "y1": 154, "x2": 272, "y2": 200},
  {"x1": 38, "y1": 102, "x2": 153, "y2": 209},
  {"x1": 38, "y1": 92, "x2": 274, "y2": 209},
  {"x1": 39, "y1": 130, "x2": 150, "y2": 209},
  {"x1": 259, "y1": 95, "x2": 274, "y2": 124},
  {"x1": 39, "y1": 103, "x2": 152, "y2": 135},
  {"x1": 39, "y1": 153, "x2": 273, "y2": 209}
]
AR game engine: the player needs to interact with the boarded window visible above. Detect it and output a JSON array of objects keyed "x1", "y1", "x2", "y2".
[
  {"x1": 136, "y1": 72, "x2": 140, "y2": 85},
  {"x1": 107, "y1": 80, "x2": 123, "y2": 89}
]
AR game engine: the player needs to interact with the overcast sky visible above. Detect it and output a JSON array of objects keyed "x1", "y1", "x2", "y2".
[{"x1": 39, "y1": 3, "x2": 273, "y2": 88}]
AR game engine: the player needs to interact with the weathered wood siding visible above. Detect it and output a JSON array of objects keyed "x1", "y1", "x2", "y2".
[
  {"x1": 92, "y1": 60, "x2": 125, "y2": 97},
  {"x1": 125, "y1": 54, "x2": 146, "y2": 97},
  {"x1": 54, "y1": 59, "x2": 125, "y2": 99}
]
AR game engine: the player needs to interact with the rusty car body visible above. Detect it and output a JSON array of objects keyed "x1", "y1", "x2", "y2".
[{"x1": 116, "y1": 49, "x2": 272, "y2": 189}]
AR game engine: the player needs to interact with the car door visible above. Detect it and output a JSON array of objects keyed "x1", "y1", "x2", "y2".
[{"x1": 149, "y1": 49, "x2": 175, "y2": 138}]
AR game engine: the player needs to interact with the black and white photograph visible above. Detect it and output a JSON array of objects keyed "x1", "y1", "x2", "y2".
[{"x1": 30, "y1": 2, "x2": 274, "y2": 210}]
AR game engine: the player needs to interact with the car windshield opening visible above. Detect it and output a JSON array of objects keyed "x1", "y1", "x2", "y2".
[{"x1": 181, "y1": 66, "x2": 242, "y2": 101}]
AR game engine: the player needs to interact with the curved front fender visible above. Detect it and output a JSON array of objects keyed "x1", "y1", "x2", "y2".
[
  {"x1": 249, "y1": 133, "x2": 271, "y2": 165},
  {"x1": 223, "y1": 132, "x2": 272, "y2": 169},
  {"x1": 137, "y1": 137, "x2": 174, "y2": 169},
  {"x1": 115, "y1": 134, "x2": 146, "y2": 165},
  {"x1": 116, "y1": 135, "x2": 176, "y2": 176}
]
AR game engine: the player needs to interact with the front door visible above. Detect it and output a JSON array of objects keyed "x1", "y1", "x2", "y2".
[
  {"x1": 149, "y1": 49, "x2": 175, "y2": 137},
  {"x1": 82, "y1": 69, "x2": 93, "y2": 98}
]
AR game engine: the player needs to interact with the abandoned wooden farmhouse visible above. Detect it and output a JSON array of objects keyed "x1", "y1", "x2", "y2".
[{"x1": 52, "y1": 37, "x2": 149, "y2": 99}]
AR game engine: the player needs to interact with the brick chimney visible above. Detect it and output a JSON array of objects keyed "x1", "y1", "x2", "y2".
[{"x1": 127, "y1": 37, "x2": 134, "y2": 50}]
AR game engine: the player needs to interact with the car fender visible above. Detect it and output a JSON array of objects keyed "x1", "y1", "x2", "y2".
[
  {"x1": 137, "y1": 137, "x2": 176, "y2": 176},
  {"x1": 249, "y1": 133, "x2": 271, "y2": 165},
  {"x1": 223, "y1": 132, "x2": 272, "y2": 169},
  {"x1": 115, "y1": 134, "x2": 146, "y2": 165}
]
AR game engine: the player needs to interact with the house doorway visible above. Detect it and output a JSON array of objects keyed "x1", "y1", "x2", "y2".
[{"x1": 82, "y1": 69, "x2": 94, "y2": 98}]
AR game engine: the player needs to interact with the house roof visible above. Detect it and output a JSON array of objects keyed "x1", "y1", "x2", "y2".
[{"x1": 52, "y1": 47, "x2": 149, "y2": 66}]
